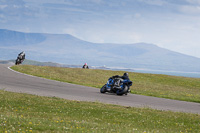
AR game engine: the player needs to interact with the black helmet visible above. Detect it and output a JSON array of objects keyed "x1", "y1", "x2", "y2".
[{"x1": 123, "y1": 72, "x2": 128, "y2": 77}]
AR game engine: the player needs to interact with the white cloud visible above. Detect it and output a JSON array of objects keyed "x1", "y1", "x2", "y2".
[
  {"x1": 13, "y1": 5, "x2": 21, "y2": 8},
  {"x1": 62, "y1": 28, "x2": 77, "y2": 35},
  {"x1": 186, "y1": 0, "x2": 200, "y2": 5},
  {"x1": 0, "y1": 14, "x2": 6, "y2": 23},
  {"x1": 64, "y1": 0, "x2": 103, "y2": 6},
  {"x1": 86, "y1": 0, "x2": 102, "y2": 4},
  {"x1": 137, "y1": 0, "x2": 167, "y2": 6},
  {"x1": 76, "y1": 28, "x2": 142, "y2": 44},
  {"x1": 177, "y1": 0, "x2": 200, "y2": 14},
  {"x1": 134, "y1": 13, "x2": 141, "y2": 18},
  {"x1": 179, "y1": 5, "x2": 200, "y2": 14},
  {"x1": 0, "y1": 5, "x2": 7, "y2": 9},
  {"x1": 123, "y1": 13, "x2": 141, "y2": 20}
]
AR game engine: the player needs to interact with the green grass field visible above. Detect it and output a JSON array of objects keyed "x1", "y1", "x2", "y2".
[
  {"x1": 11, "y1": 65, "x2": 200, "y2": 103},
  {"x1": 1, "y1": 65, "x2": 200, "y2": 132},
  {"x1": 1, "y1": 90, "x2": 200, "y2": 133}
]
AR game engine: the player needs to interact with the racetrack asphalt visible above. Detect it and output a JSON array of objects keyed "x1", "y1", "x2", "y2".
[{"x1": 0, "y1": 64, "x2": 200, "y2": 114}]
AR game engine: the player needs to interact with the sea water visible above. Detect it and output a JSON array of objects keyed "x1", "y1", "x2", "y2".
[
  {"x1": 133, "y1": 69, "x2": 200, "y2": 78},
  {"x1": 91, "y1": 66, "x2": 200, "y2": 78}
]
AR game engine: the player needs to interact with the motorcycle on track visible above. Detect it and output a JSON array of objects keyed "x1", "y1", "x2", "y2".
[
  {"x1": 100, "y1": 75, "x2": 132, "y2": 96},
  {"x1": 15, "y1": 51, "x2": 25, "y2": 65}
]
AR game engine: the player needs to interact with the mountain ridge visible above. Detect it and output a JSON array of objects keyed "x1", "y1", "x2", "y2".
[{"x1": 0, "y1": 29, "x2": 200, "y2": 72}]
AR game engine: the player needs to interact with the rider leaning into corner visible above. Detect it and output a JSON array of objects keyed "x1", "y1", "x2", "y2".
[
  {"x1": 18, "y1": 51, "x2": 26, "y2": 60},
  {"x1": 109, "y1": 72, "x2": 130, "y2": 87},
  {"x1": 100, "y1": 72, "x2": 132, "y2": 95},
  {"x1": 15, "y1": 51, "x2": 26, "y2": 65},
  {"x1": 111, "y1": 72, "x2": 130, "y2": 80},
  {"x1": 121, "y1": 72, "x2": 130, "y2": 80}
]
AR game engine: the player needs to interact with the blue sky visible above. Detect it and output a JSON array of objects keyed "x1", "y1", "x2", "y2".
[{"x1": 0, "y1": 0, "x2": 200, "y2": 58}]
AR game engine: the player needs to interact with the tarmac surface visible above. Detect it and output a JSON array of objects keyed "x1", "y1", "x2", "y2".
[{"x1": 0, "y1": 64, "x2": 200, "y2": 114}]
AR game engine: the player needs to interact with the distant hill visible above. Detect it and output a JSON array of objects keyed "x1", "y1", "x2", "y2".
[
  {"x1": 0, "y1": 29, "x2": 200, "y2": 72},
  {"x1": 0, "y1": 59, "x2": 83, "y2": 68},
  {"x1": 0, "y1": 60, "x2": 14, "y2": 65}
]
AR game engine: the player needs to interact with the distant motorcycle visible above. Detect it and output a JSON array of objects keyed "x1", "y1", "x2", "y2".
[
  {"x1": 15, "y1": 54, "x2": 25, "y2": 65},
  {"x1": 100, "y1": 75, "x2": 132, "y2": 95}
]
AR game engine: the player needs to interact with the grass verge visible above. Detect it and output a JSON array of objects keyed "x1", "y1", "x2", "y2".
[
  {"x1": 11, "y1": 65, "x2": 200, "y2": 103},
  {"x1": 0, "y1": 90, "x2": 200, "y2": 132}
]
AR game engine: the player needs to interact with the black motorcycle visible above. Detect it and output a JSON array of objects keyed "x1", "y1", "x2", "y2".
[
  {"x1": 15, "y1": 54, "x2": 24, "y2": 65},
  {"x1": 100, "y1": 75, "x2": 132, "y2": 95}
]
